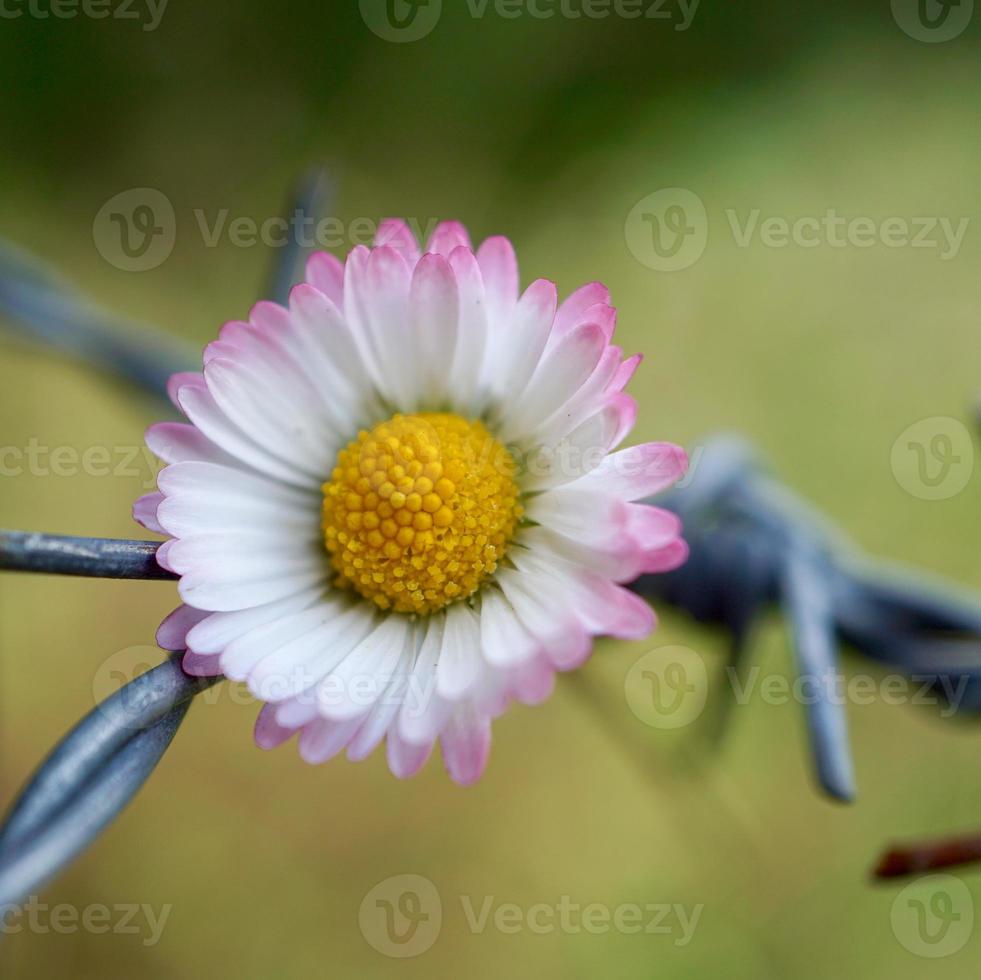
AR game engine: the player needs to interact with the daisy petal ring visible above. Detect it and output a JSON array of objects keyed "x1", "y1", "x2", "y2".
[{"x1": 133, "y1": 220, "x2": 689, "y2": 785}]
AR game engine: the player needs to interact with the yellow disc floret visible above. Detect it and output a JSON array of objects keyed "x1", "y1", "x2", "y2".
[{"x1": 322, "y1": 413, "x2": 522, "y2": 615}]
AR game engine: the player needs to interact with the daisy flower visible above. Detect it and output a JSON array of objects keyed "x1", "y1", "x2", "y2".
[{"x1": 133, "y1": 220, "x2": 688, "y2": 785}]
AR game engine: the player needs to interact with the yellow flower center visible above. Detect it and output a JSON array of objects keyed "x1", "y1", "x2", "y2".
[{"x1": 322, "y1": 413, "x2": 522, "y2": 615}]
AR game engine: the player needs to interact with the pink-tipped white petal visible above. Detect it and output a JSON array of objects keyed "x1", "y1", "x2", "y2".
[
  {"x1": 488, "y1": 278, "x2": 557, "y2": 403},
  {"x1": 305, "y1": 252, "x2": 345, "y2": 306},
  {"x1": 410, "y1": 252, "x2": 459, "y2": 408},
  {"x1": 386, "y1": 727, "x2": 434, "y2": 779},
  {"x1": 476, "y1": 235, "x2": 518, "y2": 327},
  {"x1": 572, "y1": 442, "x2": 688, "y2": 500},
  {"x1": 499, "y1": 321, "x2": 607, "y2": 443},
  {"x1": 435, "y1": 601, "x2": 482, "y2": 701},
  {"x1": 446, "y1": 246, "x2": 490, "y2": 413},
  {"x1": 441, "y1": 708, "x2": 492, "y2": 786},
  {"x1": 255, "y1": 704, "x2": 297, "y2": 750},
  {"x1": 133, "y1": 492, "x2": 166, "y2": 534},
  {"x1": 427, "y1": 221, "x2": 472, "y2": 257},
  {"x1": 374, "y1": 218, "x2": 421, "y2": 265},
  {"x1": 156, "y1": 604, "x2": 209, "y2": 651}
]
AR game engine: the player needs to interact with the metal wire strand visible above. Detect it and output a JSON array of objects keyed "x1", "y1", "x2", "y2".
[
  {"x1": 0, "y1": 240, "x2": 196, "y2": 400},
  {"x1": 0, "y1": 656, "x2": 222, "y2": 907},
  {"x1": 635, "y1": 436, "x2": 981, "y2": 803},
  {"x1": 0, "y1": 531, "x2": 175, "y2": 580}
]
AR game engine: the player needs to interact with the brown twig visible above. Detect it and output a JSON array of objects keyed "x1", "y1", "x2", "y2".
[{"x1": 873, "y1": 833, "x2": 981, "y2": 879}]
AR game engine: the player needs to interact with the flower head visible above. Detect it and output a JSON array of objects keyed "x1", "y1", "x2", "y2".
[{"x1": 134, "y1": 220, "x2": 688, "y2": 784}]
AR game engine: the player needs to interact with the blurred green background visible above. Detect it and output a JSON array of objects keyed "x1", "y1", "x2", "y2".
[{"x1": 3, "y1": 1, "x2": 981, "y2": 976}]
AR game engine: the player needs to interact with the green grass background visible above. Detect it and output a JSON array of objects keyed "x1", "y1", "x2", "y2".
[{"x1": 2, "y1": 2, "x2": 981, "y2": 976}]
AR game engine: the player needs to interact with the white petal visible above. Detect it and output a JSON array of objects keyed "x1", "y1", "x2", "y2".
[
  {"x1": 176, "y1": 379, "x2": 315, "y2": 489},
  {"x1": 133, "y1": 492, "x2": 165, "y2": 534},
  {"x1": 440, "y1": 707, "x2": 492, "y2": 786},
  {"x1": 476, "y1": 235, "x2": 518, "y2": 327},
  {"x1": 298, "y1": 716, "x2": 364, "y2": 765},
  {"x1": 304, "y1": 252, "x2": 345, "y2": 306},
  {"x1": 286, "y1": 285, "x2": 375, "y2": 428},
  {"x1": 316, "y1": 614, "x2": 413, "y2": 721},
  {"x1": 567, "y1": 443, "x2": 689, "y2": 500},
  {"x1": 398, "y1": 614, "x2": 450, "y2": 745},
  {"x1": 146, "y1": 422, "x2": 240, "y2": 468},
  {"x1": 186, "y1": 586, "x2": 325, "y2": 652},
  {"x1": 346, "y1": 666, "x2": 411, "y2": 762},
  {"x1": 521, "y1": 401, "x2": 622, "y2": 492},
  {"x1": 386, "y1": 726, "x2": 434, "y2": 779},
  {"x1": 157, "y1": 484, "x2": 315, "y2": 538},
  {"x1": 488, "y1": 279, "x2": 556, "y2": 405},
  {"x1": 410, "y1": 252, "x2": 459, "y2": 409},
  {"x1": 479, "y1": 586, "x2": 539, "y2": 667},
  {"x1": 446, "y1": 246, "x2": 490, "y2": 413},
  {"x1": 203, "y1": 356, "x2": 333, "y2": 479},
  {"x1": 359, "y1": 245, "x2": 416, "y2": 409},
  {"x1": 247, "y1": 601, "x2": 378, "y2": 702},
  {"x1": 179, "y1": 560, "x2": 327, "y2": 613},
  {"x1": 221, "y1": 602, "x2": 344, "y2": 681},
  {"x1": 499, "y1": 322, "x2": 606, "y2": 443},
  {"x1": 435, "y1": 601, "x2": 482, "y2": 701},
  {"x1": 525, "y1": 488, "x2": 628, "y2": 547}
]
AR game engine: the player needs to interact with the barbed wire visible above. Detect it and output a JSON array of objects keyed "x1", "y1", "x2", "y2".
[
  {"x1": 2, "y1": 170, "x2": 979, "y2": 907},
  {"x1": 635, "y1": 437, "x2": 981, "y2": 806}
]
